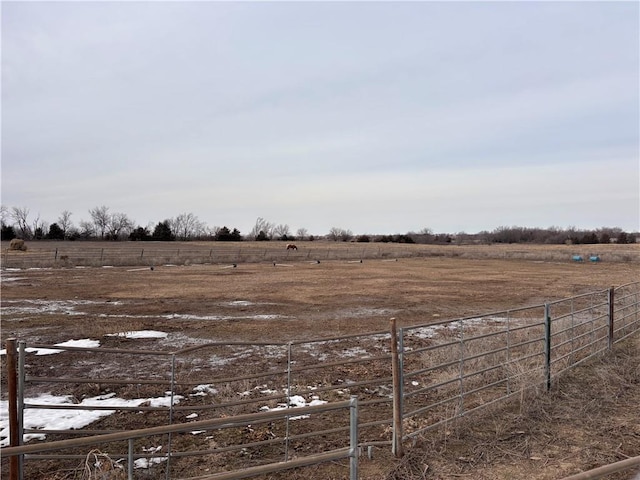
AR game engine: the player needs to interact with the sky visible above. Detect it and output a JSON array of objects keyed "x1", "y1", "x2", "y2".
[{"x1": 2, "y1": 1, "x2": 639, "y2": 236}]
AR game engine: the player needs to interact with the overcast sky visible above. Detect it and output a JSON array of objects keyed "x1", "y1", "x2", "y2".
[{"x1": 2, "y1": 1, "x2": 639, "y2": 236}]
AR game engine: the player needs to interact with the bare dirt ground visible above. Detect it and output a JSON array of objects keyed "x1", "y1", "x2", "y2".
[{"x1": 1, "y1": 242, "x2": 639, "y2": 479}]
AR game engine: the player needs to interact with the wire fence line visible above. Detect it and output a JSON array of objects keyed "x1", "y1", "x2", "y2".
[
  {"x1": 3, "y1": 282, "x2": 640, "y2": 479},
  {"x1": 1, "y1": 243, "x2": 412, "y2": 269},
  {"x1": 3, "y1": 242, "x2": 639, "y2": 269}
]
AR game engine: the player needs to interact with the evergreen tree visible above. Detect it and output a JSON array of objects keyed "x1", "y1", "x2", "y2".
[
  {"x1": 152, "y1": 221, "x2": 175, "y2": 241},
  {"x1": 129, "y1": 226, "x2": 151, "y2": 241},
  {"x1": 1, "y1": 223, "x2": 16, "y2": 241},
  {"x1": 46, "y1": 223, "x2": 65, "y2": 240}
]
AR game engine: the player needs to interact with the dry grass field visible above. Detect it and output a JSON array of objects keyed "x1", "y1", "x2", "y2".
[{"x1": 1, "y1": 241, "x2": 639, "y2": 479}]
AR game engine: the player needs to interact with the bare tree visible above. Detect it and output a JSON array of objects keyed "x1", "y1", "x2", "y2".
[
  {"x1": 58, "y1": 210, "x2": 73, "y2": 238},
  {"x1": 107, "y1": 212, "x2": 134, "y2": 240},
  {"x1": 327, "y1": 227, "x2": 353, "y2": 242},
  {"x1": 79, "y1": 220, "x2": 95, "y2": 239},
  {"x1": 11, "y1": 206, "x2": 31, "y2": 239},
  {"x1": 339, "y1": 229, "x2": 353, "y2": 242},
  {"x1": 249, "y1": 217, "x2": 274, "y2": 240},
  {"x1": 273, "y1": 224, "x2": 291, "y2": 240},
  {"x1": 32, "y1": 213, "x2": 47, "y2": 240},
  {"x1": 296, "y1": 227, "x2": 308, "y2": 240},
  {"x1": 0, "y1": 205, "x2": 9, "y2": 225},
  {"x1": 171, "y1": 212, "x2": 203, "y2": 240},
  {"x1": 328, "y1": 227, "x2": 341, "y2": 242},
  {"x1": 89, "y1": 206, "x2": 110, "y2": 239}
]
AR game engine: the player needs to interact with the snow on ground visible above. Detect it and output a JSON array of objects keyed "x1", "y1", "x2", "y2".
[
  {"x1": 0, "y1": 276, "x2": 27, "y2": 282},
  {"x1": 0, "y1": 392, "x2": 183, "y2": 447},
  {"x1": 408, "y1": 316, "x2": 512, "y2": 339},
  {"x1": 258, "y1": 394, "x2": 328, "y2": 420},
  {"x1": 0, "y1": 338, "x2": 100, "y2": 356},
  {"x1": 2, "y1": 299, "x2": 287, "y2": 322},
  {"x1": 1, "y1": 299, "x2": 110, "y2": 316},
  {"x1": 106, "y1": 330, "x2": 168, "y2": 339}
]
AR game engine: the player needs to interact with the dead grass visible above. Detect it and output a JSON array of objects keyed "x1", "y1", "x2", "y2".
[
  {"x1": 388, "y1": 335, "x2": 640, "y2": 480},
  {"x1": 1, "y1": 245, "x2": 639, "y2": 479}
]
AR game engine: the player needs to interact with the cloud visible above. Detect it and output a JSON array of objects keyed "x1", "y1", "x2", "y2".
[{"x1": 2, "y1": 1, "x2": 638, "y2": 234}]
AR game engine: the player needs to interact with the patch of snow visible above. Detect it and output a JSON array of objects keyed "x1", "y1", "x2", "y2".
[
  {"x1": 258, "y1": 395, "x2": 328, "y2": 421},
  {"x1": 160, "y1": 313, "x2": 287, "y2": 321},
  {"x1": 0, "y1": 392, "x2": 183, "y2": 446},
  {"x1": 226, "y1": 300, "x2": 254, "y2": 306},
  {"x1": 134, "y1": 456, "x2": 167, "y2": 469},
  {"x1": 342, "y1": 346, "x2": 369, "y2": 357},
  {"x1": 260, "y1": 389, "x2": 278, "y2": 395},
  {"x1": 0, "y1": 338, "x2": 100, "y2": 356},
  {"x1": 106, "y1": 331, "x2": 168, "y2": 339},
  {"x1": 193, "y1": 384, "x2": 218, "y2": 395},
  {"x1": 1, "y1": 299, "x2": 118, "y2": 317}
]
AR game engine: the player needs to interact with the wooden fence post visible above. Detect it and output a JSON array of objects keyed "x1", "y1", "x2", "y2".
[
  {"x1": 390, "y1": 318, "x2": 404, "y2": 457},
  {"x1": 6, "y1": 338, "x2": 20, "y2": 480}
]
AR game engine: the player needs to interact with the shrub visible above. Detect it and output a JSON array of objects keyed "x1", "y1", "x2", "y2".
[{"x1": 1, "y1": 223, "x2": 16, "y2": 241}]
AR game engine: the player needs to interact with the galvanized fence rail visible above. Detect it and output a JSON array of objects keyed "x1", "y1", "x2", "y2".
[
  {"x1": 2, "y1": 396, "x2": 360, "y2": 480},
  {"x1": 3, "y1": 333, "x2": 392, "y2": 479},
  {"x1": 3, "y1": 281, "x2": 640, "y2": 479},
  {"x1": 398, "y1": 304, "x2": 547, "y2": 444},
  {"x1": 613, "y1": 281, "x2": 640, "y2": 343},
  {"x1": 395, "y1": 282, "x2": 640, "y2": 450}
]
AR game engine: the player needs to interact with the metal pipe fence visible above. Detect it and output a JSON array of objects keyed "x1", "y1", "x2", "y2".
[
  {"x1": 613, "y1": 282, "x2": 640, "y2": 343},
  {"x1": 547, "y1": 289, "x2": 611, "y2": 379},
  {"x1": 399, "y1": 304, "x2": 547, "y2": 440},
  {"x1": 3, "y1": 333, "x2": 390, "y2": 478},
  {"x1": 2, "y1": 397, "x2": 360, "y2": 480},
  {"x1": 3, "y1": 282, "x2": 640, "y2": 478},
  {"x1": 397, "y1": 281, "x2": 640, "y2": 445}
]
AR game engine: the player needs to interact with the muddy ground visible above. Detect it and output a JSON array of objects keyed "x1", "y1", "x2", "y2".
[{"x1": 1, "y1": 243, "x2": 639, "y2": 479}]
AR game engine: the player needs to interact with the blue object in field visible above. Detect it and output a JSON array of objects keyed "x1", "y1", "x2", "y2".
[
  {"x1": 590, "y1": 255, "x2": 600, "y2": 262},
  {"x1": 572, "y1": 255, "x2": 583, "y2": 262}
]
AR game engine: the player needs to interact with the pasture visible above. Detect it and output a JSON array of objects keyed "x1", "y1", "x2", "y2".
[{"x1": 1, "y1": 241, "x2": 639, "y2": 479}]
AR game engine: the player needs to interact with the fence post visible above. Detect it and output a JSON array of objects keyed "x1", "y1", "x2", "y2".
[
  {"x1": 349, "y1": 395, "x2": 359, "y2": 480},
  {"x1": 54, "y1": 248, "x2": 58, "y2": 260},
  {"x1": 390, "y1": 318, "x2": 404, "y2": 457},
  {"x1": 608, "y1": 286, "x2": 615, "y2": 349},
  {"x1": 285, "y1": 342, "x2": 293, "y2": 462},
  {"x1": 165, "y1": 354, "x2": 177, "y2": 480},
  {"x1": 18, "y1": 341, "x2": 26, "y2": 479},
  {"x1": 128, "y1": 439, "x2": 134, "y2": 480},
  {"x1": 6, "y1": 339, "x2": 19, "y2": 480},
  {"x1": 544, "y1": 304, "x2": 552, "y2": 392}
]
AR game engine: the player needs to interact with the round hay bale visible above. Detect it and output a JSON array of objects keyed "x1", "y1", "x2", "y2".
[{"x1": 9, "y1": 238, "x2": 27, "y2": 251}]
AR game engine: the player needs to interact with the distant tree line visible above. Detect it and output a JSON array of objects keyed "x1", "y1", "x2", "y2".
[{"x1": 0, "y1": 205, "x2": 636, "y2": 244}]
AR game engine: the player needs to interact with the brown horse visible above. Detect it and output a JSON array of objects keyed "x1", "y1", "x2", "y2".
[{"x1": 286, "y1": 244, "x2": 298, "y2": 251}]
